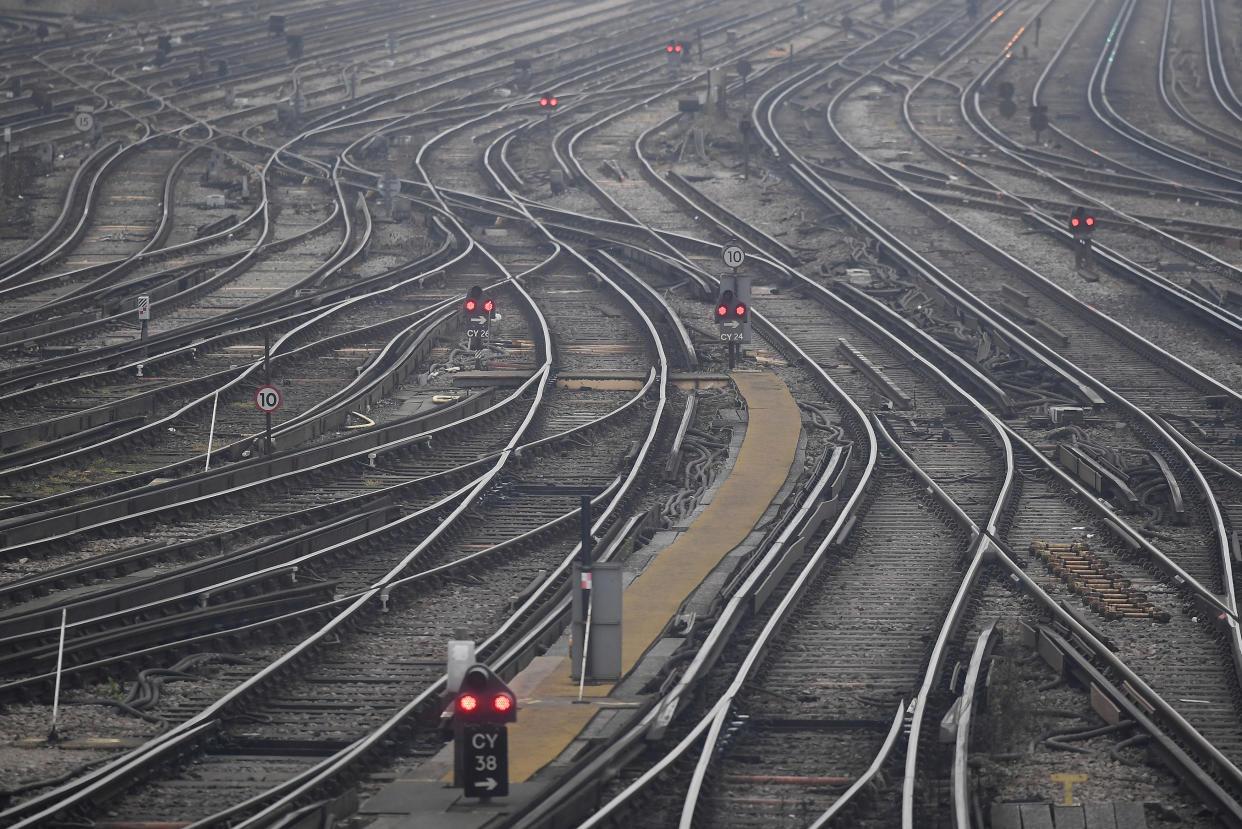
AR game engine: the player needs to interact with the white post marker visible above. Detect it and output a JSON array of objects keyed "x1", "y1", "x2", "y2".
[
  {"x1": 49, "y1": 607, "x2": 67, "y2": 742},
  {"x1": 255, "y1": 385, "x2": 281, "y2": 412},
  {"x1": 137, "y1": 295, "x2": 151, "y2": 320},
  {"x1": 204, "y1": 391, "x2": 219, "y2": 471},
  {"x1": 577, "y1": 584, "x2": 594, "y2": 703},
  {"x1": 721, "y1": 241, "x2": 745, "y2": 271}
]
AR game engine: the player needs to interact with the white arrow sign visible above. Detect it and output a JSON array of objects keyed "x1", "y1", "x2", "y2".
[
  {"x1": 720, "y1": 320, "x2": 740, "y2": 329},
  {"x1": 477, "y1": 777, "x2": 499, "y2": 791}
]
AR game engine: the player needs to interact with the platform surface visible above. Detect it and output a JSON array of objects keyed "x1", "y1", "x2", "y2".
[
  {"x1": 990, "y1": 802, "x2": 1145, "y2": 829},
  {"x1": 361, "y1": 370, "x2": 801, "y2": 822}
]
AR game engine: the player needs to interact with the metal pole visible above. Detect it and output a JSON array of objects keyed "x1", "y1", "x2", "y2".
[
  {"x1": 204, "y1": 391, "x2": 219, "y2": 471},
  {"x1": 580, "y1": 495, "x2": 593, "y2": 566},
  {"x1": 48, "y1": 607, "x2": 67, "y2": 743},
  {"x1": 729, "y1": 341, "x2": 736, "y2": 370},
  {"x1": 140, "y1": 319, "x2": 148, "y2": 340},
  {"x1": 577, "y1": 587, "x2": 594, "y2": 702},
  {"x1": 264, "y1": 330, "x2": 273, "y2": 456}
]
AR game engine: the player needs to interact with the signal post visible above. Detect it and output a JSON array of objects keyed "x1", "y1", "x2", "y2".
[
  {"x1": 1069, "y1": 206, "x2": 1096, "y2": 269},
  {"x1": 463, "y1": 285, "x2": 496, "y2": 352},
  {"x1": 716, "y1": 241, "x2": 751, "y2": 368},
  {"x1": 449, "y1": 662, "x2": 517, "y2": 799}
]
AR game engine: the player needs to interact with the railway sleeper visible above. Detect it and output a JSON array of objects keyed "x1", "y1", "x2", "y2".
[{"x1": 1031, "y1": 542, "x2": 1169, "y2": 622}]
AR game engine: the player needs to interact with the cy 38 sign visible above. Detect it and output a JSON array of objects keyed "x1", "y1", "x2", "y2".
[{"x1": 463, "y1": 724, "x2": 508, "y2": 798}]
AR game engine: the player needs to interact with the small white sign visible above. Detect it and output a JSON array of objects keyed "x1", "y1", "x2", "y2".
[
  {"x1": 581, "y1": 571, "x2": 592, "y2": 590},
  {"x1": 721, "y1": 242, "x2": 745, "y2": 270},
  {"x1": 136, "y1": 295, "x2": 150, "y2": 320},
  {"x1": 73, "y1": 111, "x2": 95, "y2": 133},
  {"x1": 255, "y1": 385, "x2": 281, "y2": 413}
]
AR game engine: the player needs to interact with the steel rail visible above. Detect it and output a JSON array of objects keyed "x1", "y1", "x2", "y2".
[
  {"x1": 0, "y1": 139, "x2": 124, "y2": 287},
  {"x1": 194, "y1": 156, "x2": 679, "y2": 829},
  {"x1": 1201, "y1": 0, "x2": 1242, "y2": 124},
  {"x1": 553, "y1": 302, "x2": 879, "y2": 829},
  {"x1": 1153, "y1": 0, "x2": 1242, "y2": 160},
  {"x1": 0, "y1": 233, "x2": 557, "y2": 826},
  {"x1": 0, "y1": 227, "x2": 466, "y2": 524},
  {"x1": 1026, "y1": 2, "x2": 1229, "y2": 199},
  {"x1": 1087, "y1": 0, "x2": 1242, "y2": 191},
  {"x1": 950, "y1": 621, "x2": 1000, "y2": 829},
  {"x1": 841, "y1": 263, "x2": 1242, "y2": 813},
  {"x1": 752, "y1": 45, "x2": 1242, "y2": 823},
  {"x1": 0, "y1": 353, "x2": 658, "y2": 702},
  {"x1": 766, "y1": 45, "x2": 1242, "y2": 627},
  {"x1": 950, "y1": 5, "x2": 1242, "y2": 324}
]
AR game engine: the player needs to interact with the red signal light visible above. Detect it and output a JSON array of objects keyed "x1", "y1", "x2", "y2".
[
  {"x1": 549, "y1": 97, "x2": 557, "y2": 107},
  {"x1": 1070, "y1": 217, "x2": 1080, "y2": 228},
  {"x1": 465, "y1": 299, "x2": 477, "y2": 312},
  {"x1": 483, "y1": 299, "x2": 495, "y2": 313},
  {"x1": 667, "y1": 44, "x2": 674, "y2": 52},
  {"x1": 675, "y1": 43, "x2": 683, "y2": 53},
  {"x1": 458, "y1": 694, "x2": 479, "y2": 713},
  {"x1": 735, "y1": 303, "x2": 746, "y2": 317},
  {"x1": 1085, "y1": 216, "x2": 1094, "y2": 227},
  {"x1": 716, "y1": 304, "x2": 728, "y2": 317},
  {"x1": 539, "y1": 96, "x2": 548, "y2": 106},
  {"x1": 493, "y1": 694, "x2": 512, "y2": 713}
]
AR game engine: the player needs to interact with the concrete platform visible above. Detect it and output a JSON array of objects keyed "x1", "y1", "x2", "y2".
[
  {"x1": 990, "y1": 802, "x2": 1146, "y2": 829},
  {"x1": 359, "y1": 370, "x2": 802, "y2": 826},
  {"x1": 452, "y1": 369, "x2": 732, "y2": 390}
]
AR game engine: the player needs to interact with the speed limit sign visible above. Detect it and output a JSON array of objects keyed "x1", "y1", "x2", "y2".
[
  {"x1": 73, "y1": 111, "x2": 95, "y2": 133},
  {"x1": 255, "y1": 385, "x2": 281, "y2": 412},
  {"x1": 721, "y1": 241, "x2": 745, "y2": 270}
]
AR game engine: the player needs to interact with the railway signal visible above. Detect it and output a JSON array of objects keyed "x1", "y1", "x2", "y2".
[
  {"x1": 539, "y1": 93, "x2": 558, "y2": 128},
  {"x1": 455, "y1": 664, "x2": 516, "y2": 724},
  {"x1": 715, "y1": 274, "x2": 752, "y2": 368},
  {"x1": 1030, "y1": 104, "x2": 1049, "y2": 142},
  {"x1": 736, "y1": 57, "x2": 753, "y2": 88},
  {"x1": 464, "y1": 286, "x2": 492, "y2": 348},
  {"x1": 666, "y1": 41, "x2": 686, "y2": 66},
  {"x1": 1069, "y1": 206, "x2": 1096, "y2": 234},
  {"x1": 1069, "y1": 207, "x2": 1095, "y2": 269},
  {"x1": 452, "y1": 663, "x2": 516, "y2": 799}
]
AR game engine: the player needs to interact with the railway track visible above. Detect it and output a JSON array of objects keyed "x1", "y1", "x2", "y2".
[{"x1": 7, "y1": 0, "x2": 1242, "y2": 826}]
